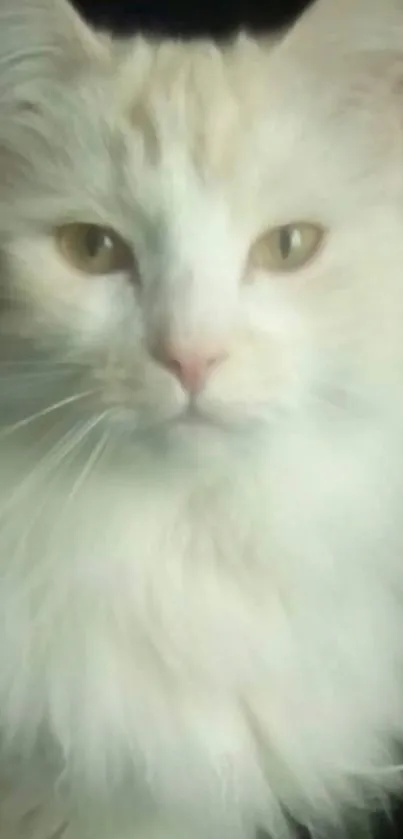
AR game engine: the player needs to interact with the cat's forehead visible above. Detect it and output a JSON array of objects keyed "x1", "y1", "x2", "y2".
[
  {"x1": 110, "y1": 33, "x2": 393, "y2": 198},
  {"x1": 114, "y1": 36, "x2": 271, "y2": 178},
  {"x1": 12, "y1": 30, "x2": 395, "y2": 236}
]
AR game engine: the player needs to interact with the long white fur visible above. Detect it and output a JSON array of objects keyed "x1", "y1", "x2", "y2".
[{"x1": 1, "y1": 1, "x2": 403, "y2": 837}]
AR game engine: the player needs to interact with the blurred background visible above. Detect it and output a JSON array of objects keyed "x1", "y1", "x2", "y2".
[{"x1": 73, "y1": 0, "x2": 312, "y2": 35}]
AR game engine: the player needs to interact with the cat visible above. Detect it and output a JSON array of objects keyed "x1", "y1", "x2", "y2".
[{"x1": 1, "y1": 0, "x2": 403, "y2": 836}]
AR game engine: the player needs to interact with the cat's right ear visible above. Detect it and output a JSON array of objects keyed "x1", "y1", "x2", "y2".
[
  {"x1": 273, "y1": 0, "x2": 403, "y2": 79},
  {"x1": 0, "y1": 0, "x2": 110, "y2": 100}
]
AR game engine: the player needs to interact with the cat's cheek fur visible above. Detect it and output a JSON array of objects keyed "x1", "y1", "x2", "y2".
[{"x1": 3, "y1": 237, "x2": 139, "y2": 347}]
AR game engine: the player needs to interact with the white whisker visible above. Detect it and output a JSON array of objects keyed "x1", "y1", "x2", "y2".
[
  {"x1": 62, "y1": 415, "x2": 110, "y2": 507},
  {"x1": 0, "y1": 360, "x2": 74, "y2": 369},
  {"x1": 343, "y1": 764, "x2": 403, "y2": 778},
  {"x1": 5, "y1": 415, "x2": 110, "y2": 590},
  {"x1": 0, "y1": 389, "x2": 97, "y2": 438},
  {"x1": 0, "y1": 418, "x2": 104, "y2": 523}
]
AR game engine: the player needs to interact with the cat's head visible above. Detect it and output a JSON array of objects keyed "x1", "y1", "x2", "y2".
[{"x1": 1, "y1": 0, "x2": 403, "y2": 444}]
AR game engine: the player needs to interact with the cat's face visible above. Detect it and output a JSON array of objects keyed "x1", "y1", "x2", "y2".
[{"x1": 1, "y1": 0, "x2": 403, "y2": 445}]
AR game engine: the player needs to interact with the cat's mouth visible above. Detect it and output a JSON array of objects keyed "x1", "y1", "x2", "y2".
[
  {"x1": 170, "y1": 401, "x2": 259, "y2": 435},
  {"x1": 108, "y1": 395, "x2": 269, "y2": 441},
  {"x1": 174, "y1": 403, "x2": 225, "y2": 430}
]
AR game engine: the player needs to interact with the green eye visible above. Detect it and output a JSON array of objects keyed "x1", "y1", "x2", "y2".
[
  {"x1": 56, "y1": 223, "x2": 135, "y2": 276},
  {"x1": 250, "y1": 222, "x2": 324, "y2": 273}
]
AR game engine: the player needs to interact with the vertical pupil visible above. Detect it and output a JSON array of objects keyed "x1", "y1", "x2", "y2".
[
  {"x1": 85, "y1": 227, "x2": 105, "y2": 258},
  {"x1": 279, "y1": 226, "x2": 292, "y2": 260}
]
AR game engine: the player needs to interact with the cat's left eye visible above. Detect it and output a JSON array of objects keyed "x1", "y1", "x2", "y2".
[
  {"x1": 249, "y1": 222, "x2": 324, "y2": 274},
  {"x1": 56, "y1": 223, "x2": 135, "y2": 277}
]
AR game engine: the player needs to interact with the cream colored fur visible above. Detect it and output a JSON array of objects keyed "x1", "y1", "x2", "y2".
[{"x1": 1, "y1": 1, "x2": 403, "y2": 837}]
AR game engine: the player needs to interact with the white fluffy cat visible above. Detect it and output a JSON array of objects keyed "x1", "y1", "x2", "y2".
[{"x1": 1, "y1": 0, "x2": 403, "y2": 837}]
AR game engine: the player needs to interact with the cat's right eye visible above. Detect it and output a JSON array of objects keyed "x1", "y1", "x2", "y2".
[
  {"x1": 249, "y1": 222, "x2": 324, "y2": 274},
  {"x1": 56, "y1": 223, "x2": 135, "y2": 277}
]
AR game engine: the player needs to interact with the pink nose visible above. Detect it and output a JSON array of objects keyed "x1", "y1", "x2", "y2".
[{"x1": 154, "y1": 345, "x2": 226, "y2": 393}]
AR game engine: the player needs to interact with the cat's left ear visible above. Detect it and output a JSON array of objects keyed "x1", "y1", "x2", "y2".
[
  {"x1": 273, "y1": 0, "x2": 403, "y2": 95},
  {"x1": 0, "y1": 0, "x2": 110, "y2": 100},
  {"x1": 266, "y1": 0, "x2": 403, "y2": 145},
  {"x1": 276, "y1": 0, "x2": 403, "y2": 62}
]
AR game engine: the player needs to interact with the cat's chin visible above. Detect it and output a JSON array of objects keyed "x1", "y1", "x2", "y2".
[{"x1": 175, "y1": 404, "x2": 232, "y2": 430}]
